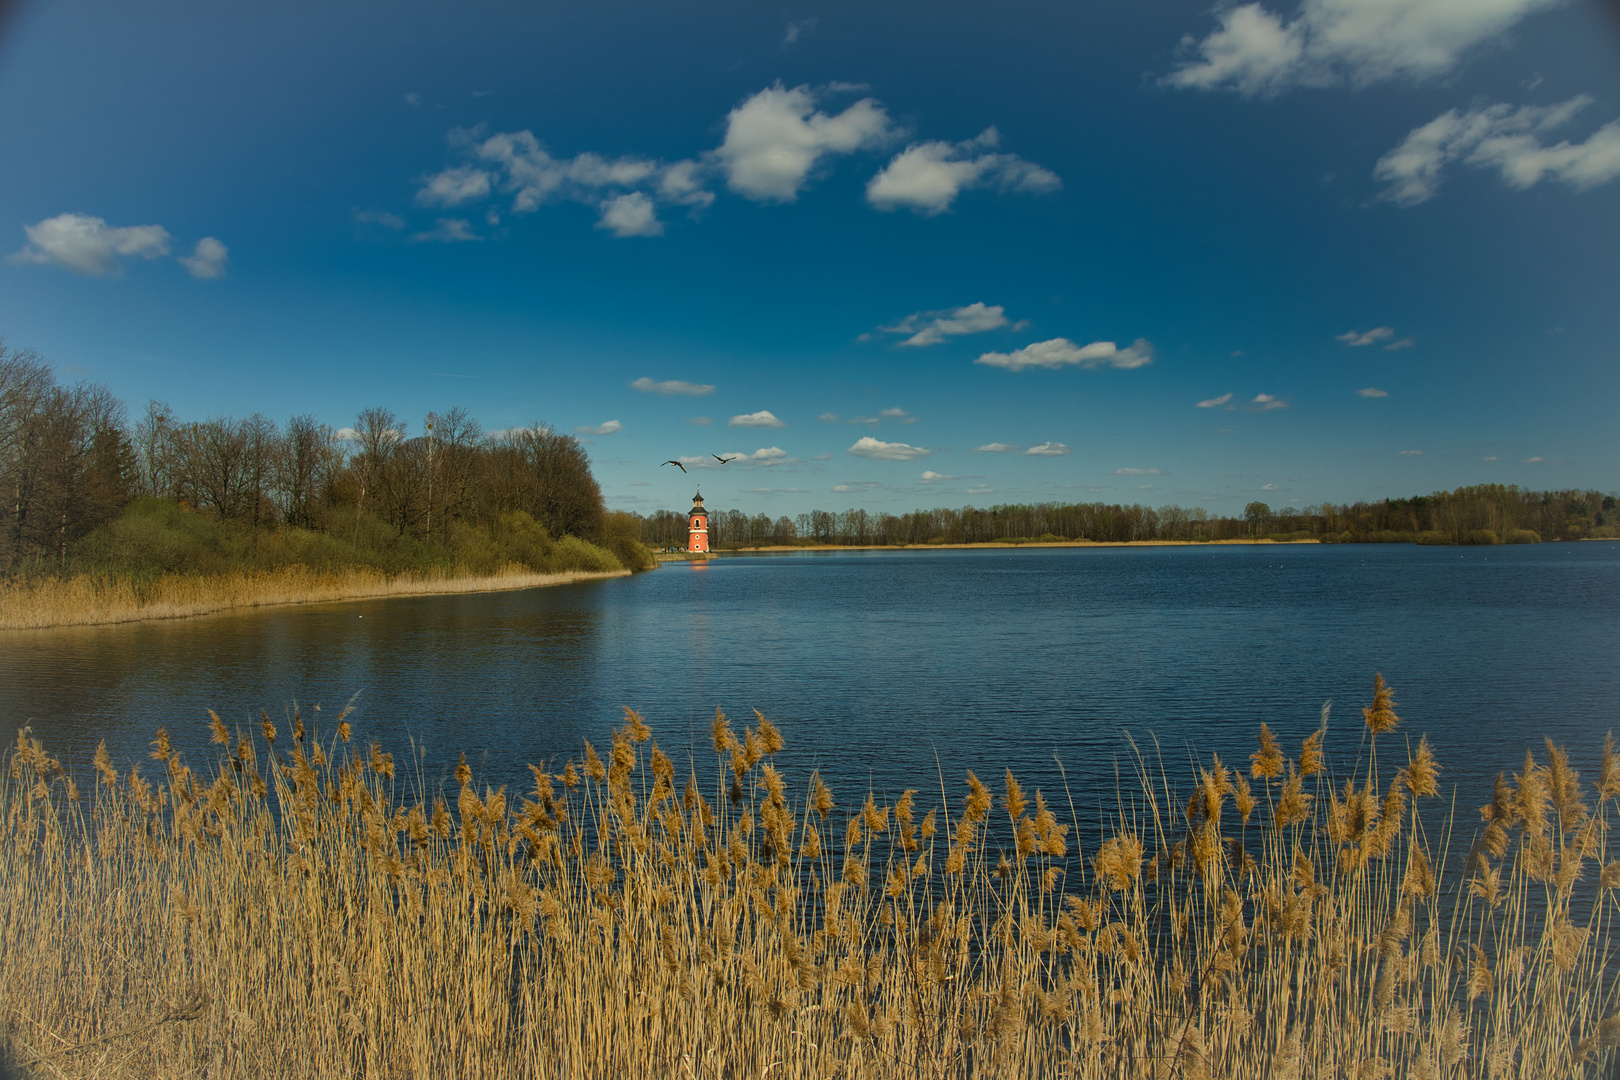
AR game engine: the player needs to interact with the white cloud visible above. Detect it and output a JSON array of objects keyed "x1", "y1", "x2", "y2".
[
  {"x1": 848, "y1": 436, "x2": 930, "y2": 461},
  {"x1": 678, "y1": 446, "x2": 793, "y2": 468},
  {"x1": 1337, "y1": 327, "x2": 1395, "y2": 346},
  {"x1": 1399, "y1": 449, "x2": 1423, "y2": 455},
  {"x1": 1384, "y1": 337, "x2": 1416, "y2": 350},
  {"x1": 409, "y1": 86, "x2": 1048, "y2": 237},
  {"x1": 1376, "y1": 96, "x2": 1620, "y2": 206},
  {"x1": 847, "y1": 407, "x2": 916, "y2": 426},
  {"x1": 818, "y1": 412, "x2": 841, "y2": 423},
  {"x1": 416, "y1": 166, "x2": 492, "y2": 207},
  {"x1": 412, "y1": 218, "x2": 480, "y2": 243},
  {"x1": 965, "y1": 484, "x2": 993, "y2": 495},
  {"x1": 730, "y1": 410, "x2": 785, "y2": 428},
  {"x1": 596, "y1": 193, "x2": 663, "y2": 237},
  {"x1": 1114, "y1": 467, "x2": 1166, "y2": 475},
  {"x1": 631, "y1": 377, "x2": 715, "y2": 396},
  {"x1": 11, "y1": 213, "x2": 171, "y2": 276},
  {"x1": 334, "y1": 427, "x2": 359, "y2": 441},
  {"x1": 1025, "y1": 442, "x2": 1070, "y2": 456},
  {"x1": 1481, "y1": 455, "x2": 1499, "y2": 461},
  {"x1": 656, "y1": 160, "x2": 715, "y2": 210},
  {"x1": 405, "y1": 92, "x2": 422, "y2": 107},
  {"x1": 975, "y1": 337, "x2": 1153, "y2": 372},
  {"x1": 866, "y1": 128, "x2": 1060, "y2": 215},
  {"x1": 919, "y1": 470, "x2": 954, "y2": 482},
  {"x1": 782, "y1": 17, "x2": 817, "y2": 46},
  {"x1": 743, "y1": 446, "x2": 789, "y2": 464},
  {"x1": 179, "y1": 237, "x2": 228, "y2": 279},
  {"x1": 973, "y1": 443, "x2": 1021, "y2": 453},
  {"x1": 687, "y1": 417, "x2": 713, "y2": 426},
  {"x1": 1357, "y1": 387, "x2": 1390, "y2": 397},
  {"x1": 878, "y1": 302, "x2": 1014, "y2": 346},
  {"x1": 733, "y1": 447, "x2": 791, "y2": 465},
  {"x1": 717, "y1": 83, "x2": 897, "y2": 202},
  {"x1": 354, "y1": 208, "x2": 407, "y2": 229},
  {"x1": 1251, "y1": 393, "x2": 1290, "y2": 411},
  {"x1": 427, "y1": 128, "x2": 711, "y2": 228},
  {"x1": 472, "y1": 130, "x2": 663, "y2": 212},
  {"x1": 575, "y1": 420, "x2": 624, "y2": 436},
  {"x1": 1196, "y1": 393, "x2": 1234, "y2": 408},
  {"x1": 1261, "y1": 483, "x2": 1281, "y2": 491},
  {"x1": 1164, "y1": 0, "x2": 1561, "y2": 96},
  {"x1": 1522, "y1": 455, "x2": 1543, "y2": 462}
]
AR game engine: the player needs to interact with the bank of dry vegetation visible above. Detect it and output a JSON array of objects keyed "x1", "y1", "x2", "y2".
[{"x1": 2, "y1": 679, "x2": 1616, "y2": 1078}]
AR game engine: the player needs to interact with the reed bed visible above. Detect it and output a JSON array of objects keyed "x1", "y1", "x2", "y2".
[
  {"x1": 0, "y1": 564, "x2": 629, "y2": 631},
  {"x1": 2, "y1": 680, "x2": 1617, "y2": 1078}
]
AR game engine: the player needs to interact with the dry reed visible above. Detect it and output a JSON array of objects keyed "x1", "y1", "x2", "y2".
[
  {"x1": 0, "y1": 564, "x2": 629, "y2": 631},
  {"x1": 1, "y1": 679, "x2": 1617, "y2": 1078}
]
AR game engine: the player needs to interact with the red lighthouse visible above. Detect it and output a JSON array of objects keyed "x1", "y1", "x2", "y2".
[{"x1": 687, "y1": 490, "x2": 709, "y2": 553}]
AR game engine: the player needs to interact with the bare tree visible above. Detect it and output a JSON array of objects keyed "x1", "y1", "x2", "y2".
[
  {"x1": 482, "y1": 424, "x2": 604, "y2": 540},
  {"x1": 351, "y1": 407, "x2": 400, "y2": 519},
  {"x1": 183, "y1": 417, "x2": 252, "y2": 520},
  {"x1": 277, "y1": 414, "x2": 336, "y2": 529},
  {"x1": 133, "y1": 400, "x2": 178, "y2": 498}
]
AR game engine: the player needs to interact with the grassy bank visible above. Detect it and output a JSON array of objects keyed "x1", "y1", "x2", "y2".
[
  {"x1": 2, "y1": 681, "x2": 1616, "y2": 1078},
  {"x1": 0, "y1": 497, "x2": 654, "y2": 630},
  {"x1": 0, "y1": 564, "x2": 630, "y2": 631}
]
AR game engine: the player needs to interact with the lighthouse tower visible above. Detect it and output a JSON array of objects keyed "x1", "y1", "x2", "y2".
[{"x1": 687, "y1": 490, "x2": 710, "y2": 553}]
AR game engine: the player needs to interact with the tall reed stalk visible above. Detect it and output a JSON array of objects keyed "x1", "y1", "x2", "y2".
[{"x1": 2, "y1": 679, "x2": 1616, "y2": 1078}]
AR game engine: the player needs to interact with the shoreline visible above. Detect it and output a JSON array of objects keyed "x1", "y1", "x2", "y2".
[
  {"x1": 0, "y1": 566, "x2": 631, "y2": 632},
  {"x1": 656, "y1": 537, "x2": 1317, "y2": 559}
]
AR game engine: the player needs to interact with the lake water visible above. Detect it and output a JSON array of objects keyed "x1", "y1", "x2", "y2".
[{"x1": 3, "y1": 543, "x2": 1618, "y2": 827}]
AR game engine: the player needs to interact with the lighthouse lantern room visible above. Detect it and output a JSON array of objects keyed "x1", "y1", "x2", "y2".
[{"x1": 687, "y1": 491, "x2": 709, "y2": 553}]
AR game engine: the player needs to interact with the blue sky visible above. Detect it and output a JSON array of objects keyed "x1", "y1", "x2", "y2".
[{"x1": 2, "y1": 0, "x2": 1618, "y2": 517}]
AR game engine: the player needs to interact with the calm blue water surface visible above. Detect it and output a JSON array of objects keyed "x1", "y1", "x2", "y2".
[{"x1": 2, "y1": 543, "x2": 1617, "y2": 824}]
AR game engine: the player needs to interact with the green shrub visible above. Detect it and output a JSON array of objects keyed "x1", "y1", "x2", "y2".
[
  {"x1": 74, "y1": 499, "x2": 228, "y2": 576},
  {"x1": 1415, "y1": 531, "x2": 1453, "y2": 545},
  {"x1": 1461, "y1": 529, "x2": 1501, "y2": 545},
  {"x1": 600, "y1": 511, "x2": 656, "y2": 571},
  {"x1": 549, "y1": 534, "x2": 623, "y2": 573},
  {"x1": 1504, "y1": 528, "x2": 1542, "y2": 544}
]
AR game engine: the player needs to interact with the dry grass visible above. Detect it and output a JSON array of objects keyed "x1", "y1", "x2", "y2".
[
  {"x1": 0, "y1": 564, "x2": 630, "y2": 631},
  {"x1": 2, "y1": 681, "x2": 1618, "y2": 1078}
]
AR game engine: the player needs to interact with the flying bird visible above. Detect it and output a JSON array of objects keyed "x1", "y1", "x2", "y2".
[
  {"x1": 661, "y1": 460, "x2": 687, "y2": 473},
  {"x1": 712, "y1": 454, "x2": 736, "y2": 464}
]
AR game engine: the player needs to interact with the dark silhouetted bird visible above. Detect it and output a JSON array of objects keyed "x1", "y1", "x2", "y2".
[
  {"x1": 661, "y1": 460, "x2": 687, "y2": 473},
  {"x1": 712, "y1": 454, "x2": 736, "y2": 464}
]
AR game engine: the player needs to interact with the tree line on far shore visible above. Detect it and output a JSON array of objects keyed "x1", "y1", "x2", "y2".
[
  {"x1": 634, "y1": 486, "x2": 1616, "y2": 550},
  {"x1": 0, "y1": 344, "x2": 649, "y2": 579}
]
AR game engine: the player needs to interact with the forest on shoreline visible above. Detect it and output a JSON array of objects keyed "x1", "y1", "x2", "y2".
[
  {"x1": 641, "y1": 486, "x2": 1617, "y2": 551},
  {"x1": 0, "y1": 344, "x2": 652, "y2": 583}
]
